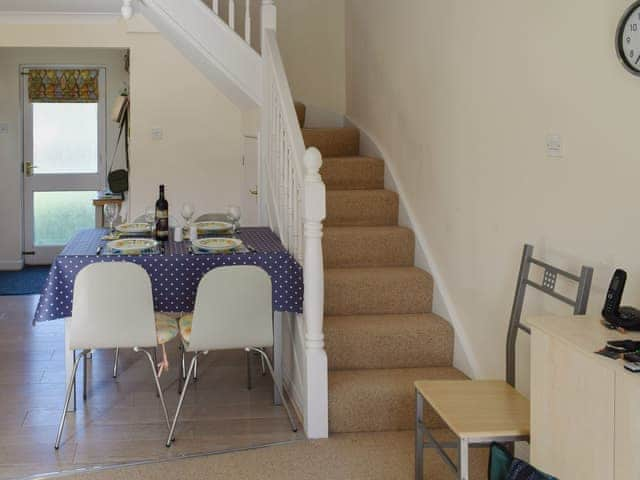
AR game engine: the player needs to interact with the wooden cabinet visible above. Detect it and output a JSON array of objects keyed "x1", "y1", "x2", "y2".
[{"x1": 528, "y1": 316, "x2": 640, "y2": 480}]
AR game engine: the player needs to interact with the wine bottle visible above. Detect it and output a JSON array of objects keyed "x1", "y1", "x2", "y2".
[{"x1": 155, "y1": 184, "x2": 169, "y2": 241}]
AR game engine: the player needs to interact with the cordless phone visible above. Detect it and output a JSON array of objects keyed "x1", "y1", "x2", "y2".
[{"x1": 602, "y1": 269, "x2": 640, "y2": 331}]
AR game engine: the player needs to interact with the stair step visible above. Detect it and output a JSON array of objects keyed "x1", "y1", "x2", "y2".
[
  {"x1": 325, "y1": 267, "x2": 433, "y2": 316},
  {"x1": 328, "y1": 367, "x2": 467, "y2": 432},
  {"x1": 325, "y1": 314, "x2": 454, "y2": 370},
  {"x1": 324, "y1": 226, "x2": 414, "y2": 268},
  {"x1": 321, "y1": 156, "x2": 384, "y2": 190},
  {"x1": 294, "y1": 101, "x2": 306, "y2": 128},
  {"x1": 303, "y1": 127, "x2": 360, "y2": 157},
  {"x1": 326, "y1": 190, "x2": 398, "y2": 227}
]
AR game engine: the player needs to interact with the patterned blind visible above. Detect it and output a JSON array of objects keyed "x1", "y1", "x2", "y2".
[{"x1": 28, "y1": 69, "x2": 99, "y2": 103}]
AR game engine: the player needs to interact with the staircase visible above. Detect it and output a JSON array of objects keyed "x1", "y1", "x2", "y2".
[{"x1": 298, "y1": 105, "x2": 466, "y2": 433}]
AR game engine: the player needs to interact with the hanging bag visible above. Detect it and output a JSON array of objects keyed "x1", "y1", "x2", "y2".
[{"x1": 108, "y1": 96, "x2": 130, "y2": 194}]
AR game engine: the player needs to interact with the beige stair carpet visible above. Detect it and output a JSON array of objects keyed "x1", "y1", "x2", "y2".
[{"x1": 302, "y1": 117, "x2": 467, "y2": 436}]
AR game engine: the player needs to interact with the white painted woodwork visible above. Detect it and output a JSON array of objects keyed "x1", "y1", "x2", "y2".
[
  {"x1": 212, "y1": 0, "x2": 219, "y2": 15},
  {"x1": 244, "y1": 0, "x2": 251, "y2": 45},
  {"x1": 528, "y1": 315, "x2": 640, "y2": 479},
  {"x1": 135, "y1": 0, "x2": 262, "y2": 108},
  {"x1": 260, "y1": 27, "x2": 328, "y2": 438},
  {"x1": 228, "y1": 0, "x2": 235, "y2": 30}
]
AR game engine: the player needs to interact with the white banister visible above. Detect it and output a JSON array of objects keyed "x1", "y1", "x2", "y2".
[
  {"x1": 228, "y1": 0, "x2": 235, "y2": 30},
  {"x1": 244, "y1": 0, "x2": 251, "y2": 45},
  {"x1": 261, "y1": 27, "x2": 328, "y2": 438}
]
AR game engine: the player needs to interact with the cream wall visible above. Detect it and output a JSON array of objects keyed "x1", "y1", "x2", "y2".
[
  {"x1": 276, "y1": 0, "x2": 346, "y2": 114},
  {"x1": 0, "y1": 46, "x2": 128, "y2": 268},
  {"x1": 0, "y1": 22, "x2": 244, "y2": 267},
  {"x1": 346, "y1": 0, "x2": 640, "y2": 383}
]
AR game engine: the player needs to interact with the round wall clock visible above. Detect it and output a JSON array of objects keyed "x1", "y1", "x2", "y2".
[{"x1": 617, "y1": 1, "x2": 640, "y2": 76}]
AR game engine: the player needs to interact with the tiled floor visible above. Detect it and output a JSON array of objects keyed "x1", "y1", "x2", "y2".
[{"x1": 0, "y1": 295, "x2": 303, "y2": 480}]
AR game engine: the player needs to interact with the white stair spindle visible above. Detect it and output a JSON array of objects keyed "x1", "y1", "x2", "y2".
[
  {"x1": 244, "y1": 0, "x2": 252, "y2": 45},
  {"x1": 212, "y1": 0, "x2": 219, "y2": 15},
  {"x1": 228, "y1": 0, "x2": 236, "y2": 30},
  {"x1": 261, "y1": 0, "x2": 276, "y2": 32}
]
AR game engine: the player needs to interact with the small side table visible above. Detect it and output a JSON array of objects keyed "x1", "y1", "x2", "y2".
[{"x1": 93, "y1": 197, "x2": 123, "y2": 228}]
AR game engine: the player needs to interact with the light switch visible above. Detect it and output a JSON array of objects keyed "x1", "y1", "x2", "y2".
[
  {"x1": 546, "y1": 134, "x2": 563, "y2": 158},
  {"x1": 0, "y1": 123, "x2": 8, "y2": 135},
  {"x1": 151, "y1": 128, "x2": 163, "y2": 141}
]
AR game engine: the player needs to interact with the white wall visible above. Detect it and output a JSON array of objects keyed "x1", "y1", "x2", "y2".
[
  {"x1": 0, "y1": 22, "x2": 244, "y2": 267},
  {"x1": 0, "y1": 47, "x2": 128, "y2": 269},
  {"x1": 275, "y1": 0, "x2": 346, "y2": 115},
  {"x1": 345, "y1": 0, "x2": 640, "y2": 386}
]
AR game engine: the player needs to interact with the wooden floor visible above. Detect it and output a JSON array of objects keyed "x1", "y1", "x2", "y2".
[{"x1": 0, "y1": 295, "x2": 303, "y2": 480}]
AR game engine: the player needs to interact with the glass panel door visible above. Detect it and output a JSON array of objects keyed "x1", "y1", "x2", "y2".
[{"x1": 23, "y1": 68, "x2": 106, "y2": 265}]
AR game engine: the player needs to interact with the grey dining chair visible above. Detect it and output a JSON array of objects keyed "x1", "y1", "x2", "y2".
[{"x1": 414, "y1": 243, "x2": 594, "y2": 480}]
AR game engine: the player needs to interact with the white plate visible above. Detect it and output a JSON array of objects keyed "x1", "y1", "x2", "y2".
[
  {"x1": 107, "y1": 238, "x2": 158, "y2": 254},
  {"x1": 193, "y1": 221, "x2": 234, "y2": 233},
  {"x1": 192, "y1": 237, "x2": 243, "y2": 253},
  {"x1": 116, "y1": 223, "x2": 152, "y2": 234}
]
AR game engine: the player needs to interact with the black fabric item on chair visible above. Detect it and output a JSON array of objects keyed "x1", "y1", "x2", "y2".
[{"x1": 506, "y1": 459, "x2": 557, "y2": 480}]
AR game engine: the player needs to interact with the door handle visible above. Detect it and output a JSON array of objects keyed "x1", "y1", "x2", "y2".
[
  {"x1": 23, "y1": 162, "x2": 38, "y2": 177},
  {"x1": 249, "y1": 187, "x2": 258, "y2": 196}
]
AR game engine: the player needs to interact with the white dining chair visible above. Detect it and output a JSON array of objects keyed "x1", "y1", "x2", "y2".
[
  {"x1": 167, "y1": 266, "x2": 298, "y2": 447},
  {"x1": 55, "y1": 262, "x2": 178, "y2": 449}
]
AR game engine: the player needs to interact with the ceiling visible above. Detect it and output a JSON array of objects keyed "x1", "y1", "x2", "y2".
[{"x1": 0, "y1": 0, "x2": 122, "y2": 13}]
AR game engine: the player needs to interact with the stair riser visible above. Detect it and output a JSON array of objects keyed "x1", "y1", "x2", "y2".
[
  {"x1": 326, "y1": 191, "x2": 399, "y2": 227},
  {"x1": 323, "y1": 228, "x2": 414, "y2": 268},
  {"x1": 324, "y1": 269, "x2": 433, "y2": 316},
  {"x1": 303, "y1": 128, "x2": 360, "y2": 157},
  {"x1": 325, "y1": 315, "x2": 454, "y2": 370},
  {"x1": 321, "y1": 157, "x2": 384, "y2": 191}
]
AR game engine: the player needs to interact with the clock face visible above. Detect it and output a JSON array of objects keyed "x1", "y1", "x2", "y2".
[{"x1": 618, "y1": 2, "x2": 640, "y2": 75}]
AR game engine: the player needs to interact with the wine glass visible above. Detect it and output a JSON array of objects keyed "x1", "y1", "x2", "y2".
[
  {"x1": 104, "y1": 203, "x2": 120, "y2": 235},
  {"x1": 181, "y1": 203, "x2": 195, "y2": 228},
  {"x1": 144, "y1": 205, "x2": 155, "y2": 224},
  {"x1": 227, "y1": 205, "x2": 241, "y2": 232}
]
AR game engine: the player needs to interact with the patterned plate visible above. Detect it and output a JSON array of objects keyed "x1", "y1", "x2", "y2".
[
  {"x1": 107, "y1": 238, "x2": 158, "y2": 254},
  {"x1": 116, "y1": 223, "x2": 152, "y2": 234},
  {"x1": 192, "y1": 237, "x2": 243, "y2": 253},
  {"x1": 193, "y1": 221, "x2": 234, "y2": 233}
]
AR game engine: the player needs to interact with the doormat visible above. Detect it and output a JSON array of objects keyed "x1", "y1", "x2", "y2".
[{"x1": 0, "y1": 266, "x2": 50, "y2": 296}]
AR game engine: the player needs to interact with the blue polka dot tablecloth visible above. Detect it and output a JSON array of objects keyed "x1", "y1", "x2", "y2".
[{"x1": 33, "y1": 228, "x2": 303, "y2": 323}]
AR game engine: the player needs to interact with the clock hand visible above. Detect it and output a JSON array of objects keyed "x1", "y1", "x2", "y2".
[{"x1": 635, "y1": 55, "x2": 640, "y2": 65}]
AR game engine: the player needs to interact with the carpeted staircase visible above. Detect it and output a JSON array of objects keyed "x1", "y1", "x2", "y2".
[{"x1": 298, "y1": 103, "x2": 467, "y2": 434}]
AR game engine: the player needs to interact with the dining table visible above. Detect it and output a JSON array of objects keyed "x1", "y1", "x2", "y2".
[{"x1": 34, "y1": 227, "x2": 304, "y2": 411}]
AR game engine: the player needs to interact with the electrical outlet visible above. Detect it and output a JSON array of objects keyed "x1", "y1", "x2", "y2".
[
  {"x1": 151, "y1": 128, "x2": 163, "y2": 141},
  {"x1": 546, "y1": 134, "x2": 563, "y2": 158},
  {"x1": 0, "y1": 123, "x2": 8, "y2": 135}
]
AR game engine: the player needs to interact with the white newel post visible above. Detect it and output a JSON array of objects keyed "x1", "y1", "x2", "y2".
[{"x1": 302, "y1": 147, "x2": 328, "y2": 438}]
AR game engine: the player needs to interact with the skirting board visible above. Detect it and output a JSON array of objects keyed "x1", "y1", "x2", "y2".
[
  {"x1": 0, "y1": 259, "x2": 24, "y2": 271},
  {"x1": 345, "y1": 115, "x2": 479, "y2": 379}
]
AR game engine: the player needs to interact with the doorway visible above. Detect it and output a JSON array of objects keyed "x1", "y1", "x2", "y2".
[{"x1": 22, "y1": 67, "x2": 106, "y2": 265}]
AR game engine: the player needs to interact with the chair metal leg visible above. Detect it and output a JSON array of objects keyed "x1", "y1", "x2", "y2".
[
  {"x1": 112, "y1": 347, "x2": 119, "y2": 378},
  {"x1": 260, "y1": 354, "x2": 266, "y2": 376},
  {"x1": 55, "y1": 350, "x2": 86, "y2": 449},
  {"x1": 134, "y1": 347, "x2": 170, "y2": 431},
  {"x1": 246, "y1": 350, "x2": 252, "y2": 390},
  {"x1": 166, "y1": 352, "x2": 207, "y2": 447},
  {"x1": 415, "y1": 391, "x2": 424, "y2": 480},
  {"x1": 458, "y1": 437, "x2": 469, "y2": 480},
  {"x1": 83, "y1": 352, "x2": 88, "y2": 401},
  {"x1": 247, "y1": 347, "x2": 297, "y2": 432},
  {"x1": 193, "y1": 355, "x2": 198, "y2": 382}
]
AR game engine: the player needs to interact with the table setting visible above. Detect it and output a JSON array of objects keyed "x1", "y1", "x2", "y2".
[{"x1": 33, "y1": 202, "x2": 304, "y2": 323}]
